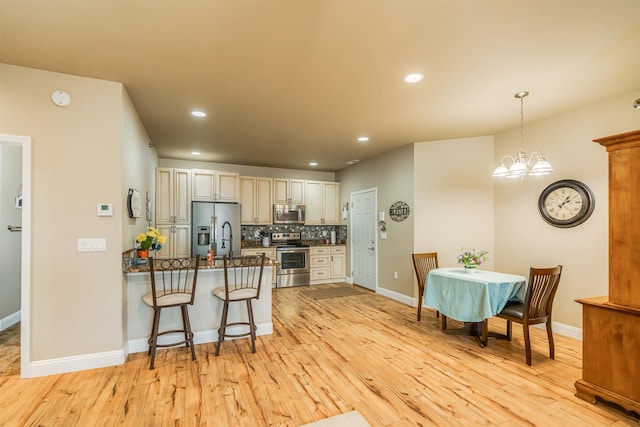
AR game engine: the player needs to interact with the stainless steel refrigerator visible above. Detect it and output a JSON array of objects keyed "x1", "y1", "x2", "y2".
[{"x1": 191, "y1": 202, "x2": 241, "y2": 258}]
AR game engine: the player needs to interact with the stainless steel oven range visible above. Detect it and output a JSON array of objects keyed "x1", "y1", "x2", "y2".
[{"x1": 272, "y1": 232, "x2": 310, "y2": 288}]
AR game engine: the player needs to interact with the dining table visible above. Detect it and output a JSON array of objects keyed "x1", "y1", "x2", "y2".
[{"x1": 424, "y1": 267, "x2": 527, "y2": 347}]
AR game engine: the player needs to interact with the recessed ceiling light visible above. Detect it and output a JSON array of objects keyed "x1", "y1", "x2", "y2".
[
  {"x1": 357, "y1": 136, "x2": 369, "y2": 142},
  {"x1": 404, "y1": 73, "x2": 424, "y2": 83},
  {"x1": 191, "y1": 151, "x2": 201, "y2": 156},
  {"x1": 346, "y1": 160, "x2": 360, "y2": 165},
  {"x1": 191, "y1": 111, "x2": 207, "y2": 118},
  {"x1": 309, "y1": 162, "x2": 318, "y2": 166}
]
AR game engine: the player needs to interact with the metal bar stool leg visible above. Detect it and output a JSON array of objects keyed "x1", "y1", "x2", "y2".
[
  {"x1": 181, "y1": 305, "x2": 196, "y2": 361},
  {"x1": 246, "y1": 299, "x2": 257, "y2": 353},
  {"x1": 216, "y1": 301, "x2": 230, "y2": 356},
  {"x1": 148, "y1": 308, "x2": 161, "y2": 370}
]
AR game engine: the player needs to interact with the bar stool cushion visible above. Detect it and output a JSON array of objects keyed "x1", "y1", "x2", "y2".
[
  {"x1": 142, "y1": 291, "x2": 193, "y2": 307},
  {"x1": 212, "y1": 286, "x2": 258, "y2": 301}
]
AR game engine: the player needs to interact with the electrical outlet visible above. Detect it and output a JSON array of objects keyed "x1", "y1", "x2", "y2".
[{"x1": 394, "y1": 271, "x2": 398, "y2": 279}]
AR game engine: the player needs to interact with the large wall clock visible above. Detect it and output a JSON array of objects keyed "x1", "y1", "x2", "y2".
[{"x1": 538, "y1": 179, "x2": 595, "y2": 228}]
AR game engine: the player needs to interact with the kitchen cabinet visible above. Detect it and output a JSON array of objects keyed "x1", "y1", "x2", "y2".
[
  {"x1": 242, "y1": 247, "x2": 277, "y2": 285},
  {"x1": 310, "y1": 245, "x2": 345, "y2": 284},
  {"x1": 156, "y1": 167, "x2": 191, "y2": 224},
  {"x1": 305, "y1": 181, "x2": 340, "y2": 225},
  {"x1": 154, "y1": 224, "x2": 191, "y2": 259},
  {"x1": 274, "y1": 178, "x2": 305, "y2": 205},
  {"x1": 192, "y1": 169, "x2": 240, "y2": 202},
  {"x1": 240, "y1": 176, "x2": 273, "y2": 224},
  {"x1": 330, "y1": 245, "x2": 346, "y2": 278}
]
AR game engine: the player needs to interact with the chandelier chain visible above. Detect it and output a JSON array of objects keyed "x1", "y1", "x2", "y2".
[{"x1": 520, "y1": 95, "x2": 525, "y2": 152}]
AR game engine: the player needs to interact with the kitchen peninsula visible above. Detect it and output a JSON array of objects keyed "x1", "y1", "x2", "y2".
[{"x1": 123, "y1": 259, "x2": 274, "y2": 354}]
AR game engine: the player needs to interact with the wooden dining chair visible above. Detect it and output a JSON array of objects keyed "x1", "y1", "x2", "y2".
[
  {"x1": 412, "y1": 252, "x2": 439, "y2": 321},
  {"x1": 144, "y1": 256, "x2": 200, "y2": 369},
  {"x1": 212, "y1": 254, "x2": 265, "y2": 356},
  {"x1": 497, "y1": 265, "x2": 563, "y2": 366}
]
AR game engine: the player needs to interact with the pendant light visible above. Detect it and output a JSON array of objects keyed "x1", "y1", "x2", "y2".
[{"x1": 492, "y1": 91, "x2": 552, "y2": 179}]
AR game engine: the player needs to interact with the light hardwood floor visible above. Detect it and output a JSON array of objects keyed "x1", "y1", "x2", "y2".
[{"x1": 0, "y1": 283, "x2": 638, "y2": 426}]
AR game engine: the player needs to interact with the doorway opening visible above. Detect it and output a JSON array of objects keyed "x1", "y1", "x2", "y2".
[{"x1": 0, "y1": 134, "x2": 32, "y2": 378}]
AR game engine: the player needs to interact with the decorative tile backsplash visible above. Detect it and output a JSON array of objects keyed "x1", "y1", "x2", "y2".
[{"x1": 241, "y1": 225, "x2": 347, "y2": 243}]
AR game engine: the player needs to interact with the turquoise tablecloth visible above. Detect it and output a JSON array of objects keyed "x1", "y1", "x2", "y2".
[{"x1": 424, "y1": 267, "x2": 527, "y2": 322}]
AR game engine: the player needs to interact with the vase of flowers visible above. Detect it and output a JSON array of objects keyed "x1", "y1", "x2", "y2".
[
  {"x1": 458, "y1": 248, "x2": 488, "y2": 273},
  {"x1": 136, "y1": 227, "x2": 167, "y2": 259}
]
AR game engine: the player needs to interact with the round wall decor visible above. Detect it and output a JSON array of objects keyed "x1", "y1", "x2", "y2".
[
  {"x1": 538, "y1": 179, "x2": 595, "y2": 228},
  {"x1": 389, "y1": 201, "x2": 410, "y2": 222}
]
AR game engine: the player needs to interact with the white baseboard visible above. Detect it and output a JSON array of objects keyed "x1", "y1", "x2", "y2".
[
  {"x1": 22, "y1": 322, "x2": 273, "y2": 378},
  {"x1": 0, "y1": 310, "x2": 20, "y2": 331},
  {"x1": 24, "y1": 349, "x2": 125, "y2": 379},
  {"x1": 403, "y1": 295, "x2": 583, "y2": 341},
  {"x1": 126, "y1": 322, "x2": 273, "y2": 355}
]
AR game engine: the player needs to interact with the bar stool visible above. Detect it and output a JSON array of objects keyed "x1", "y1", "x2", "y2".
[
  {"x1": 143, "y1": 256, "x2": 200, "y2": 369},
  {"x1": 212, "y1": 254, "x2": 265, "y2": 356}
]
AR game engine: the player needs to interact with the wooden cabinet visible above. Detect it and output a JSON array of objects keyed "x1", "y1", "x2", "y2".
[
  {"x1": 242, "y1": 247, "x2": 277, "y2": 284},
  {"x1": 274, "y1": 178, "x2": 304, "y2": 205},
  {"x1": 330, "y1": 245, "x2": 346, "y2": 279},
  {"x1": 156, "y1": 168, "x2": 192, "y2": 259},
  {"x1": 575, "y1": 130, "x2": 640, "y2": 415},
  {"x1": 305, "y1": 181, "x2": 340, "y2": 225},
  {"x1": 156, "y1": 167, "x2": 191, "y2": 224},
  {"x1": 192, "y1": 169, "x2": 239, "y2": 202},
  {"x1": 154, "y1": 224, "x2": 191, "y2": 259},
  {"x1": 310, "y1": 245, "x2": 346, "y2": 284},
  {"x1": 240, "y1": 176, "x2": 273, "y2": 224}
]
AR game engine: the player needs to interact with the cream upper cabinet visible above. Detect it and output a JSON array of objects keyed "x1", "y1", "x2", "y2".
[
  {"x1": 192, "y1": 169, "x2": 239, "y2": 202},
  {"x1": 304, "y1": 180, "x2": 340, "y2": 225},
  {"x1": 156, "y1": 167, "x2": 191, "y2": 224},
  {"x1": 274, "y1": 178, "x2": 305, "y2": 205},
  {"x1": 240, "y1": 176, "x2": 273, "y2": 224}
]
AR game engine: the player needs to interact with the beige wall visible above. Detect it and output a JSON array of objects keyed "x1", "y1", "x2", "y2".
[
  {"x1": 0, "y1": 145, "x2": 22, "y2": 322},
  {"x1": 0, "y1": 63, "x2": 125, "y2": 361},
  {"x1": 121, "y1": 88, "x2": 157, "y2": 345},
  {"x1": 121, "y1": 90, "x2": 158, "y2": 250},
  {"x1": 337, "y1": 144, "x2": 414, "y2": 295},
  {"x1": 414, "y1": 135, "x2": 495, "y2": 280},
  {"x1": 494, "y1": 90, "x2": 640, "y2": 328}
]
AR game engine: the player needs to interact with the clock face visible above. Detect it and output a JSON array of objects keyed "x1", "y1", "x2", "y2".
[{"x1": 538, "y1": 180, "x2": 595, "y2": 228}]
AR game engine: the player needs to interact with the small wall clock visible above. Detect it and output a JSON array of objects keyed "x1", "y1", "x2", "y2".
[{"x1": 538, "y1": 179, "x2": 595, "y2": 228}]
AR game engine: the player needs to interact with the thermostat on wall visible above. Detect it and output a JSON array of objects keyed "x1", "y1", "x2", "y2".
[{"x1": 97, "y1": 203, "x2": 113, "y2": 217}]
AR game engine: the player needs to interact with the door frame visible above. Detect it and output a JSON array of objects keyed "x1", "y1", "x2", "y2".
[
  {"x1": 0, "y1": 134, "x2": 32, "y2": 378},
  {"x1": 350, "y1": 187, "x2": 377, "y2": 290}
]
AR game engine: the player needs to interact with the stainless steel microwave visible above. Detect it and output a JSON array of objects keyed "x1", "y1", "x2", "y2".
[{"x1": 273, "y1": 204, "x2": 306, "y2": 225}]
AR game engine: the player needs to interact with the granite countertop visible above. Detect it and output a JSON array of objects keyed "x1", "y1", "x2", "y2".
[{"x1": 124, "y1": 258, "x2": 279, "y2": 274}]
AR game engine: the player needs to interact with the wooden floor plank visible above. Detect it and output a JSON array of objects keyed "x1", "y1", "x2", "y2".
[{"x1": 0, "y1": 283, "x2": 638, "y2": 426}]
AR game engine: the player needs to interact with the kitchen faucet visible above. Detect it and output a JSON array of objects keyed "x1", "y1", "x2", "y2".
[{"x1": 221, "y1": 221, "x2": 233, "y2": 257}]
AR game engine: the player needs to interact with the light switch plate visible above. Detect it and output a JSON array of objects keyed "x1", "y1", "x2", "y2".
[
  {"x1": 78, "y1": 238, "x2": 106, "y2": 252},
  {"x1": 381, "y1": 232, "x2": 387, "y2": 240}
]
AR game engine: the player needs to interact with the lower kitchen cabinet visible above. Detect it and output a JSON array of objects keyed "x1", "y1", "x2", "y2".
[
  {"x1": 242, "y1": 247, "x2": 277, "y2": 285},
  {"x1": 310, "y1": 245, "x2": 345, "y2": 284},
  {"x1": 154, "y1": 224, "x2": 191, "y2": 259}
]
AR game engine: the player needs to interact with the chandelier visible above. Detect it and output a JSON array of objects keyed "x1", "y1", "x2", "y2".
[{"x1": 492, "y1": 91, "x2": 552, "y2": 179}]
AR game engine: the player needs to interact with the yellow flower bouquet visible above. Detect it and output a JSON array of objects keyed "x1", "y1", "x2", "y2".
[{"x1": 136, "y1": 227, "x2": 167, "y2": 251}]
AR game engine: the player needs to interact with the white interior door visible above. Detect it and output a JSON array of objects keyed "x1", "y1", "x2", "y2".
[{"x1": 351, "y1": 189, "x2": 376, "y2": 290}]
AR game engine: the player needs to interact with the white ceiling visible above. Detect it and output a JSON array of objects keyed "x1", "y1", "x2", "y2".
[{"x1": 1, "y1": 0, "x2": 639, "y2": 172}]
